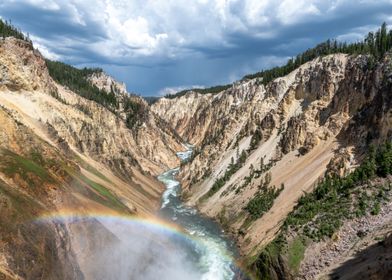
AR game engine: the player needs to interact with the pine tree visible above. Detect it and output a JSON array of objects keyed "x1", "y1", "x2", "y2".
[
  {"x1": 264, "y1": 172, "x2": 272, "y2": 188},
  {"x1": 239, "y1": 150, "x2": 247, "y2": 164},
  {"x1": 260, "y1": 157, "x2": 264, "y2": 171}
]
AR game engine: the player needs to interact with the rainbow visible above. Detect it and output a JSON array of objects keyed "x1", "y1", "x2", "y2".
[
  {"x1": 33, "y1": 210, "x2": 252, "y2": 279},
  {"x1": 32, "y1": 209, "x2": 254, "y2": 279},
  {"x1": 35, "y1": 209, "x2": 187, "y2": 237}
]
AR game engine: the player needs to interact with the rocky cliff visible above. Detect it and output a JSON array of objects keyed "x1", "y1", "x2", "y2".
[
  {"x1": 2, "y1": 23, "x2": 392, "y2": 279},
  {"x1": 0, "y1": 37, "x2": 184, "y2": 279},
  {"x1": 152, "y1": 52, "x2": 392, "y2": 278}
]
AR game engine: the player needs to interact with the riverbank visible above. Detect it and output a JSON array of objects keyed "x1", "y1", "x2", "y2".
[{"x1": 157, "y1": 147, "x2": 242, "y2": 280}]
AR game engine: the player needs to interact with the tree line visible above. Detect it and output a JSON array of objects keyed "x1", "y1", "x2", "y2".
[
  {"x1": 45, "y1": 60, "x2": 119, "y2": 111},
  {"x1": 46, "y1": 60, "x2": 148, "y2": 129},
  {"x1": 243, "y1": 22, "x2": 392, "y2": 83},
  {"x1": 167, "y1": 22, "x2": 392, "y2": 99},
  {"x1": 0, "y1": 19, "x2": 31, "y2": 43},
  {"x1": 2, "y1": 19, "x2": 149, "y2": 130}
]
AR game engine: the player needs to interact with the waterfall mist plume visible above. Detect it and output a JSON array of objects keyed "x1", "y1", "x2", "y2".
[{"x1": 53, "y1": 216, "x2": 203, "y2": 280}]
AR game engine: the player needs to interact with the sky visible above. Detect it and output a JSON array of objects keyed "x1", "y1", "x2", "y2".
[{"x1": 1, "y1": 0, "x2": 391, "y2": 96}]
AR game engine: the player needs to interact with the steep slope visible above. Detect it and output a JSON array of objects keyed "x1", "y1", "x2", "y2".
[
  {"x1": 152, "y1": 52, "x2": 392, "y2": 278},
  {"x1": 0, "y1": 37, "x2": 184, "y2": 279},
  {"x1": 1, "y1": 37, "x2": 184, "y2": 174},
  {"x1": 153, "y1": 53, "x2": 351, "y2": 212}
]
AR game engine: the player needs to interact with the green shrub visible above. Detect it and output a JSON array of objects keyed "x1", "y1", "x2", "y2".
[
  {"x1": 287, "y1": 237, "x2": 306, "y2": 273},
  {"x1": 371, "y1": 202, "x2": 381, "y2": 215},
  {"x1": 204, "y1": 150, "x2": 249, "y2": 198},
  {"x1": 284, "y1": 142, "x2": 392, "y2": 240},
  {"x1": 248, "y1": 129, "x2": 262, "y2": 152},
  {"x1": 245, "y1": 184, "x2": 284, "y2": 220}
]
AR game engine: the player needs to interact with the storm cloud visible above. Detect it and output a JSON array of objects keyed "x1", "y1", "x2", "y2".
[{"x1": 1, "y1": 0, "x2": 391, "y2": 95}]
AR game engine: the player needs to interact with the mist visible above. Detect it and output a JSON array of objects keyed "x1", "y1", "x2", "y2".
[
  {"x1": 52, "y1": 148, "x2": 238, "y2": 280},
  {"x1": 64, "y1": 217, "x2": 203, "y2": 280}
]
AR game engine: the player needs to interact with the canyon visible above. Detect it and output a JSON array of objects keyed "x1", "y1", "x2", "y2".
[
  {"x1": 152, "y1": 51, "x2": 392, "y2": 278},
  {"x1": 1, "y1": 24, "x2": 392, "y2": 279},
  {"x1": 0, "y1": 36, "x2": 184, "y2": 278}
]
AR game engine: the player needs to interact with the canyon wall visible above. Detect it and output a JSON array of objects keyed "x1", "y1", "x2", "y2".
[
  {"x1": 152, "y1": 52, "x2": 392, "y2": 278},
  {"x1": 0, "y1": 37, "x2": 184, "y2": 279}
]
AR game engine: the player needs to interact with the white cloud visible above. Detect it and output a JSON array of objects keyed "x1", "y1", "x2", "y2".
[
  {"x1": 4, "y1": 0, "x2": 392, "y2": 63},
  {"x1": 67, "y1": 2, "x2": 86, "y2": 26},
  {"x1": 22, "y1": 0, "x2": 60, "y2": 11},
  {"x1": 336, "y1": 24, "x2": 382, "y2": 43},
  {"x1": 277, "y1": 0, "x2": 321, "y2": 25},
  {"x1": 2, "y1": 0, "x2": 392, "y2": 95},
  {"x1": 29, "y1": 35, "x2": 61, "y2": 60}
]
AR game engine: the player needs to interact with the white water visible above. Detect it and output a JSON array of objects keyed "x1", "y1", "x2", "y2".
[
  {"x1": 158, "y1": 147, "x2": 240, "y2": 280},
  {"x1": 44, "y1": 146, "x2": 242, "y2": 279}
]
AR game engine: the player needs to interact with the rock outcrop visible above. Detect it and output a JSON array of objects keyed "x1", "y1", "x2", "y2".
[
  {"x1": 0, "y1": 37, "x2": 185, "y2": 279},
  {"x1": 2, "y1": 30, "x2": 392, "y2": 279},
  {"x1": 88, "y1": 71, "x2": 127, "y2": 95},
  {"x1": 153, "y1": 52, "x2": 392, "y2": 279}
]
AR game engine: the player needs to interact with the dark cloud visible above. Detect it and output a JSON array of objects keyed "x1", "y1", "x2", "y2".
[
  {"x1": 1, "y1": 0, "x2": 391, "y2": 96},
  {"x1": 0, "y1": 2, "x2": 106, "y2": 41}
]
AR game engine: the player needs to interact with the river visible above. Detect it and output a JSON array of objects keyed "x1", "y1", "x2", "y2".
[
  {"x1": 42, "y1": 146, "x2": 243, "y2": 279},
  {"x1": 157, "y1": 146, "x2": 242, "y2": 280}
]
